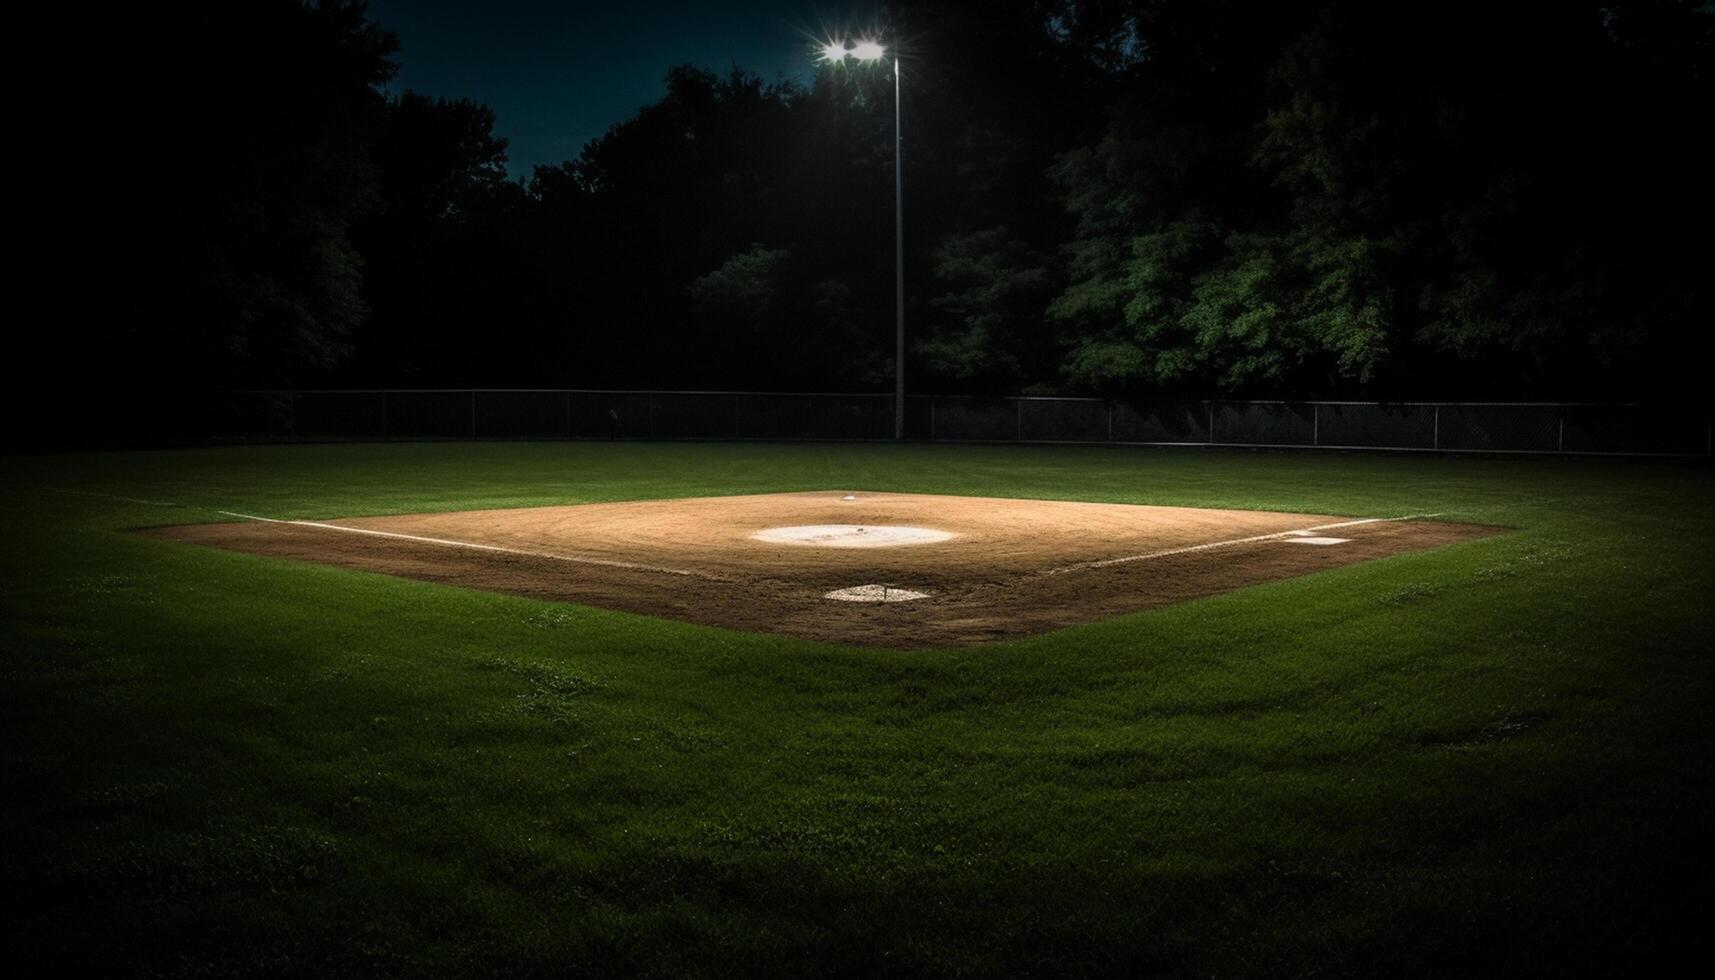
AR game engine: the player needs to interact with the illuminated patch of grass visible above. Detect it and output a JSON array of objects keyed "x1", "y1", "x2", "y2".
[{"x1": 2, "y1": 442, "x2": 1711, "y2": 976}]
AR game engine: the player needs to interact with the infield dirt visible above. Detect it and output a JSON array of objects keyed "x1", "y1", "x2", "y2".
[{"x1": 145, "y1": 491, "x2": 1501, "y2": 647}]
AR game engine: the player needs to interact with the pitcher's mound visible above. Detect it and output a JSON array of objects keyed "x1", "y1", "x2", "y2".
[{"x1": 751, "y1": 525, "x2": 954, "y2": 547}]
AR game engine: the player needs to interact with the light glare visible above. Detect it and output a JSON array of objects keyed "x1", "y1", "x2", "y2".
[
  {"x1": 820, "y1": 41, "x2": 848, "y2": 63},
  {"x1": 852, "y1": 40, "x2": 886, "y2": 61}
]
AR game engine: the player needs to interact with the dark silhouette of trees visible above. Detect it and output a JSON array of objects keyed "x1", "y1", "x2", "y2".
[
  {"x1": 74, "y1": 0, "x2": 400, "y2": 389},
  {"x1": 348, "y1": 91, "x2": 517, "y2": 385},
  {"x1": 39, "y1": 0, "x2": 1714, "y2": 402},
  {"x1": 1042, "y1": 0, "x2": 1714, "y2": 399}
]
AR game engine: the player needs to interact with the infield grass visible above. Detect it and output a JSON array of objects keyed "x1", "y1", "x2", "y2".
[{"x1": 2, "y1": 442, "x2": 1711, "y2": 977}]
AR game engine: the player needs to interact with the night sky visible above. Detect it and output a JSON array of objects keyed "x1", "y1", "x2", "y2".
[{"x1": 367, "y1": 1, "x2": 878, "y2": 178}]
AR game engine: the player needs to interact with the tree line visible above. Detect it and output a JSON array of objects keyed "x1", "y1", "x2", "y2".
[{"x1": 42, "y1": 0, "x2": 1715, "y2": 401}]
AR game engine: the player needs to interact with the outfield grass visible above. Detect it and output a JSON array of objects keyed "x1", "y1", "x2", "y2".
[{"x1": 2, "y1": 442, "x2": 1711, "y2": 977}]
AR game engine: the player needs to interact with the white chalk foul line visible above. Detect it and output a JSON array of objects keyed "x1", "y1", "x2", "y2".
[
  {"x1": 216, "y1": 511, "x2": 729, "y2": 581},
  {"x1": 1043, "y1": 513, "x2": 1444, "y2": 575}
]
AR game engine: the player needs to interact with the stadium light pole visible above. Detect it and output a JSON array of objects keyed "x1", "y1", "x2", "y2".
[{"x1": 821, "y1": 38, "x2": 905, "y2": 440}]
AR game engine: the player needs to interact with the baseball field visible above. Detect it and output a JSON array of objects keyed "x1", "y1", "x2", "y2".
[{"x1": 3, "y1": 441, "x2": 1711, "y2": 975}]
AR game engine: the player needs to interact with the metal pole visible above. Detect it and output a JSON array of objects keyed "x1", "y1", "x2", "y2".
[{"x1": 893, "y1": 59, "x2": 905, "y2": 441}]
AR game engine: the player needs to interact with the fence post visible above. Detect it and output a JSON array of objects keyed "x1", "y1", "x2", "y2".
[
  {"x1": 929, "y1": 397, "x2": 936, "y2": 441},
  {"x1": 1312, "y1": 402, "x2": 1319, "y2": 446},
  {"x1": 1558, "y1": 413, "x2": 1565, "y2": 452},
  {"x1": 1106, "y1": 401, "x2": 1114, "y2": 443},
  {"x1": 1208, "y1": 402, "x2": 1216, "y2": 444},
  {"x1": 1016, "y1": 399, "x2": 1023, "y2": 441},
  {"x1": 565, "y1": 390, "x2": 573, "y2": 438},
  {"x1": 380, "y1": 390, "x2": 388, "y2": 439},
  {"x1": 648, "y1": 392, "x2": 656, "y2": 438},
  {"x1": 1433, "y1": 405, "x2": 1440, "y2": 450},
  {"x1": 470, "y1": 390, "x2": 477, "y2": 438}
]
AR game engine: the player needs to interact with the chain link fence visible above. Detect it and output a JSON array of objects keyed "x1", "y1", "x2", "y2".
[
  {"x1": 27, "y1": 390, "x2": 1712, "y2": 456},
  {"x1": 905, "y1": 396, "x2": 1709, "y2": 455}
]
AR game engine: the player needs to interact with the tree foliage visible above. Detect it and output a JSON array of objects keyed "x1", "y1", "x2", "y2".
[
  {"x1": 1048, "y1": 0, "x2": 1714, "y2": 397},
  {"x1": 43, "y1": 0, "x2": 1715, "y2": 401},
  {"x1": 68, "y1": 1, "x2": 400, "y2": 387}
]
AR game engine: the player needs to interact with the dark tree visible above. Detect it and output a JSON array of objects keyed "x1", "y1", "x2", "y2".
[
  {"x1": 26, "y1": 0, "x2": 1711, "y2": 405},
  {"x1": 1044, "y1": 0, "x2": 1715, "y2": 398},
  {"x1": 349, "y1": 91, "x2": 515, "y2": 385},
  {"x1": 71, "y1": 1, "x2": 400, "y2": 389}
]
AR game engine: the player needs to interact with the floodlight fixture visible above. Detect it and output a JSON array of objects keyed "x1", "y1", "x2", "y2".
[
  {"x1": 820, "y1": 41, "x2": 849, "y2": 63},
  {"x1": 852, "y1": 40, "x2": 886, "y2": 61}
]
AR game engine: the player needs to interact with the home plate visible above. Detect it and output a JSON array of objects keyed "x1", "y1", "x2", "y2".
[
  {"x1": 1286, "y1": 536, "x2": 1350, "y2": 546},
  {"x1": 824, "y1": 584, "x2": 930, "y2": 603},
  {"x1": 752, "y1": 525, "x2": 955, "y2": 547}
]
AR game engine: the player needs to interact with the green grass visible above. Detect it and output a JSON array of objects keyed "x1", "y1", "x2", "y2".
[{"x1": 2, "y1": 442, "x2": 1710, "y2": 977}]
